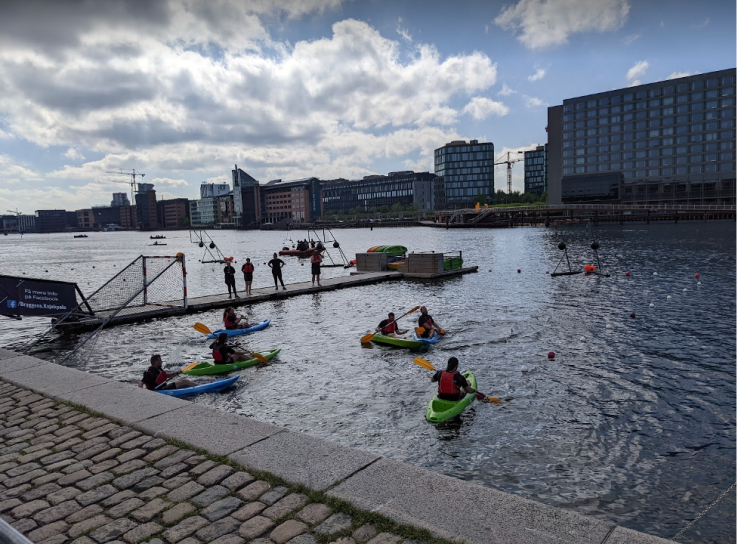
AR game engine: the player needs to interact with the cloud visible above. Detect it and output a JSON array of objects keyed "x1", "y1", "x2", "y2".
[
  {"x1": 64, "y1": 147, "x2": 85, "y2": 161},
  {"x1": 498, "y1": 84, "x2": 516, "y2": 96},
  {"x1": 622, "y1": 32, "x2": 641, "y2": 45},
  {"x1": 149, "y1": 177, "x2": 189, "y2": 187},
  {"x1": 527, "y1": 67, "x2": 545, "y2": 81},
  {"x1": 494, "y1": 0, "x2": 630, "y2": 49},
  {"x1": 523, "y1": 95, "x2": 547, "y2": 108},
  {"x1": 396, "y1": 17, "x2": 412, "y2": 42},
  {"x1": 667, "y1": 71, "x2": 693, "y2": 80},
  {"x1": 629, "y1": 80, "x2": 641, "y2": 87},
  {"x1": 462, "y1": 97, "x2": 509, "y2": 120},
  {"x1": 626, "y1": 60, "x2": 648, "y2": 81},
  {"x1": 0, "y1": 154, "x2": 43, "y2": 185},
  {"x1": 693, "y1": 18, "x2": 710, "y2": 29},
  {"x1": 484, "y1": 24, "x2": 489, "y2": 34}
]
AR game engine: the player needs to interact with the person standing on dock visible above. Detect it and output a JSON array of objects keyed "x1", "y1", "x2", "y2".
[
  {"x1": 375, "y1": 312, "x2": 407, "y2": 337},
  {"x1": 418, "y1": 306, "x2": 444, "y2": 339},
  {"x1": 268, "y1": 253, "x2": 287, "y2": 290},
  {"x1": 310, "y1": 251, "x2": 322, "y2": 287},
  {"x1": 241, "y1": 258, "x2": 254, "y2": 295},
  {"x1": 224, "y1": 259, "x2": 238, "y2": 298}
]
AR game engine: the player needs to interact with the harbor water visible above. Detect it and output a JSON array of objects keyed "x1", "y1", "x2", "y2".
[{"x1": 0, "y1": 222, "x2": 735, "y2": 543}]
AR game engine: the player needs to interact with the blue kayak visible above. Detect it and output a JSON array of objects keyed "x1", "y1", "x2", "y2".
[
  {"x1": 207, "y1": 319, "x2": 270, "y2": 339},
  {"x1": 412, "y1": 331, "x2": 440, "y2": 345},
  {"x1": 156, "y1": 376, "x2": 239, "y2": 397}
]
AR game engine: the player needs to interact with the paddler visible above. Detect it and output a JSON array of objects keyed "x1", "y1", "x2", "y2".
[
  {"x1": 223, "y1": 307, "x2": 250, "y2": 330},
  {"x1": 431, "y1": 357, "x2": 477, "y2": 401},
  {"x1": 139, "y1": 354, "x2": 196, "y2": 391},
  {"x1": 375, "y1": 312, "x2": 407, "y2": 337},
  {"x1": 418, "y1": 306, "x2": 444, "y2": 339},
  {"x1": 210, "y1": 333, "x2": 251, "y2": 364}
]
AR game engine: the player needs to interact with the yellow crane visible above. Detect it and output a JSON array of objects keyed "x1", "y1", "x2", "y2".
[{"x1": 105, "y1": 169, "x2": 145, "y2": 203}]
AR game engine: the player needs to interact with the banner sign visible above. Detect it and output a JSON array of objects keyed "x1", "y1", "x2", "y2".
[{"x1": 0, "y1": 276, "x2": 80, "y2": 317}]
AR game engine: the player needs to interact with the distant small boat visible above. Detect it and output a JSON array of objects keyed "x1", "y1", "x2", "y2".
[
  {"x1": 149, "y1": 242, "x2": 167, "y2": 246},
  {"x1": 74, "y1": 235, "x2": 88, "y2": 238}
]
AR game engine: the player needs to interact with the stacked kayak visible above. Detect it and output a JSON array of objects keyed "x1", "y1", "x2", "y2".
[
  {"x1": 181, "y1": 349, "x2": 281, "y2": 376},
  {"x1": 156, "y1": 376, "x2": 239, "y2": 397},
  {"x1": 443, "y1": 256, "x2": 464, "y2": 270},
  {"x1": 367, "y1": 245, "x2": 407, "y2": 258},
  {"x1": 411, "y1": 331, "x2": 440, "y2": 345},
  {"x1": 425, "y1": 371, "x2": 477, "y2": 423},
  {"x1": 279, "y1": 248, "x2": 323, "y2": 257},
  {"x1": 371, "y1": 334, "x2": 424, "y2": 350},
  {"x1": 207, "y1": 319, "x2": 271, "y2": 339}
]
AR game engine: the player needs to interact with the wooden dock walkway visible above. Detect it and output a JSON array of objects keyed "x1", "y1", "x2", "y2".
[{"x1": 54, "y1": 267, "x2": 477, "y2": 333}]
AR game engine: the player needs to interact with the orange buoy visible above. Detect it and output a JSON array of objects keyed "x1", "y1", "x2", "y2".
[{"x1": 584, "y1": 264, "x2": 592, "y2": 272}]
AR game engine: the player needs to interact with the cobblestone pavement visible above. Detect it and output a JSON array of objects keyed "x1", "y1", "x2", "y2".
[{"x1": 0, "y1": 381, "x2": 430, "y2": 544}]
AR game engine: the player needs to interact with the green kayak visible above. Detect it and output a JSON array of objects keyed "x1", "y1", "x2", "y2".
[
  {"x1": 371, "y1": 334, "x2": 424, "y2": 349},
  {"x1": 425, "y1": 371, "x2": 477, "y2": 423},
  {"x1": 182, "y1": 349, "x2": 281, "y2": 376}
]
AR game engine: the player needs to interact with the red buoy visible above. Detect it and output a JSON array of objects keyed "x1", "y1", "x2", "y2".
[
  {"x1": 625, "y1": 272, "x2": 631, "y2": 277},
  {"x1": 695, "y1": 274, "x2": 700, "y2": 279},
  {"x1": 547, "y1": 351, "x2": 555, "y2": 359},
  {"x1": 630, "y1": 312, "x2": 635, "y2": 318},
  {"x1": 517, "y1": 269, "x2": 521, "y2": 273}
]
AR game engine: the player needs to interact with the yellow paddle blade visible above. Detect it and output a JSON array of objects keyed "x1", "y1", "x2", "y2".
[
  {"x1": 360, "y1": 333, "x2": 375, "y2": 344},
  {"x1": 407, "y1": 306, "x2": 421, "y2": 314},
  {"x1": 415, "y1": 327, "x2": 426, "y2": 336},
  {"x1": 413, "y1": 357, "x2": 435, "y2": 371},
  {"x1": 488, "y1": 397, "x2": 502, "y2": 403},
  {"x1": 440, "y1": 329, "x2": 447, "y2": 335},
  {"x1": 181, "y1": 362, "x2": 200, "y2": 372},
  {"x1": 193, "y1": 322, "x2": 212, "y2": 335},
  {"x1": 252, "y1": 353, "x2": 269, "y2": 363}
]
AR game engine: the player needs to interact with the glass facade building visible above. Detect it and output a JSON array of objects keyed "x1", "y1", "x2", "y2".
[
  {"x1": 232, "y1": 166, "x2": 261, "y2": 228},
  {"x1": 548, "y1": 68, "x2": 736, "y2": 204},
  {"x1": 434, "y1": 140, "x2": 495, "y2": 208},
  {"x1": 524, "y1": 145, "x2": 548, "y2": 196}
]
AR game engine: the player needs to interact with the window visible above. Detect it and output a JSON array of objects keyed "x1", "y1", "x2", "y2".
[
  {"x1": 636, "y1": 150, "x2": 647, "y2": 159},
  {"x1": 689, "y1": 154, "x2": 702, "y2": 163},
  {"x1": 662, "y1": 157, "x2": 673, "y2": 166},
  {"x1": 691, "y1": 80, "x2": 703, "y2": 91},
  {"x1": 663, "y1": 96, "x2": 674, "y2": 106},
  {"x1": 662, "y1": 148, "x2": 673, "y2": 156},
  {"x1": 706, "y1": 78, "x2": 718, "y2": 88},
  {"x1": 707, "y1": 100, "x2": 719, "y2": 109},
  {"x1": 691, "y1": 92, "x2": 703, "y2": 101},
  {"x1": 649, "y1": 99, "x2": 660, "y2": 107},
  {"x1": 677, "y1": 95, "x2": 688, "y2": 103},
  {"x1": 706, "y1": 90, "x2": 718, "y2": 99},
  {"x1": 690, "y1": 165, "x2": 702, "y2": 174},
  {"x1": 610, "y1": 162, "x2": 621, "y2": 170},
  {"x1": 720, "y1": 87, "x2": 735, "y2": 97},
  {"x1": 649, "y1": 169, "x2": 660, "y2": 176}
]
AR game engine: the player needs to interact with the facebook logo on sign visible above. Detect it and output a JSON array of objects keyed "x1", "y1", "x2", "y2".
[{"x1": 7, "y1": 300, "x2": 17, "y2": 309}]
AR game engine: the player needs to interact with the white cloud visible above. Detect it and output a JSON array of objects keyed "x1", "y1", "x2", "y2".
[
  {"x1": 626, "y1": 60, "x2": 649, "y2": 81},
  {"x1": 396, "y1": 17, "x2": 412, "y2": 42},
  {"x1": 0, "y1": 128, "x2": 13, "y2": 140},
  {"x1": 0, "y1": 154, "x2": 43, "y2": 185},
  {"x1": 64, "y1": 147, "x2": 85, "y2": 161},
  {"x1": 494, "y1": 0, "x2": 630, "y2": 49},
  {"x1": 667, "y1": 71, "x2": 693, "y2": 80},
  {"x1": 527, "y1": 67, "x2": 545, "y2": 81},
  {"x1": 693, "y1": 18, "x2": 710, "y2": 29},
  {"x1": 462, "y1": 97, "x2": 509, "y2": 120},
  {"x1": 484, "y1": 24, "x2": 489, "y2": 35},
  {"x1": 622, "y1": 32, "x2": 641, "y2": 45},
  {"x1": 523, "y1": 95, "x2": 547, "y2": 108},
  {"x1": 498, "y1": 84, "x2": 516, "y2": 96},
  {"x1": 629, "y1": 80, "x2": 641, "y2": 87},
  {"x1": 149, "y1": 177, "x2": 189, "y2": 188}
]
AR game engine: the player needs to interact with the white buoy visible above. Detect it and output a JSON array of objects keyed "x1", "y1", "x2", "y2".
[
  {"x1": 649, "y1": 303, "x2": 654, "y2": 307},
  {"x1": 667, "y1": 295, "x2": 672, "y2": 299},
  {"x1": 606, "y1": 324, "x2": 612, "y2": 329},
  {"x1": 697, "y1": 282, "x2": 701, "y2": 285},
  {"x1": 653, "y1": 272, "x2": 658, "y2": 276},
  {"x1": 580, "y1": 336, "x2": 585, "y2": 341},
  {"x1": 683, "y1": 288, "x2": 688, "y2": 292}
]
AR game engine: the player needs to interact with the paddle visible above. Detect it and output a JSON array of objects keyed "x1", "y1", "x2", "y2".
[
  {"x1": 360, "y1": 306, "x2": 421, "y2": 344},
  {"x1": 193, "y1": 323, "x2": 268, "y2": 363},
  {"x1": 412, "y1": 357, "x2": 503, "y2": 403},
  {"x1": 154, "y1": 370, "x2": 182, "y2": 390},
  {"x1": 414, "y1": 327, "x2": 448, "y2": 337}
]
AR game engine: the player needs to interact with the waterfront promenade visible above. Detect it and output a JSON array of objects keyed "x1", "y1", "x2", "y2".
[{"x1": 0, "y1": 348, "x2": 673, "y2": 544}]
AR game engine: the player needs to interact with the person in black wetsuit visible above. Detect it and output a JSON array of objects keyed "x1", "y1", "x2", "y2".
[
  {"x1": 139, "y1": 354, "x2": 195, "y2": 391},
  {"x1": 224, "y1": 260, "x2": 238, "y2": 299},
  {"x1": 430, "y1": 357, "x2": 477, "y2": 401},
  {"x1": 268, "y1": 253, "x2": 287, "y2": 290}
]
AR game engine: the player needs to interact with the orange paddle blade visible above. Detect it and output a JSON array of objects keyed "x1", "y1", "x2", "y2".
[
  {"x1": 193, "y1": 322, "x2": 211, "y2": 335},
  {"x1": 181, "y1": 362, "x2": 200, "y2": 372},
  {"x1": 360, "y1": 333, "x2": 375, "y2": 344},
  {"x1": 252, "y1": 353, "x2": 269, "y2": 363},
  {"x1": 413, "y1": 357, "x2": 435, "y2": 371}
]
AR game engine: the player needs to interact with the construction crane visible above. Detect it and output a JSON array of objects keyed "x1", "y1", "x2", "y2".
[
  {"x1": 493, "y1": 151, "x2": 525, "y2": 195},
  {"x1": 105, "y1": 169, "x2": 145, "y2": 203},
  {"x1": 5, "y1": 208, "x2": 23, "y2": 236}
]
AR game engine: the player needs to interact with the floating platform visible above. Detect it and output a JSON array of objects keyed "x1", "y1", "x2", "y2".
[{"x1": 53, "y1": 266, "x2": 476, "y2": 333}]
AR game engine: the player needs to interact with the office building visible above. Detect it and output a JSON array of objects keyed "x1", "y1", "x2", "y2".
[
  {"x1": 111, "y1": 193, "x2": 130, "y2": 207},
  {"x1": 137, "y1": 183, "x2": 154, "y2": 194},
  {"x1": 190, "y1": 194, "x2": 233, "y2": 226},
  {"x1": 135, "y1": 189, "x2": 158, "y2": 230},
  {"x1": 200, "y1": 182, "x2": 231, "y2": 199},
  {"x1": 35, "y1": 210, "x2": 68, "y2": 233},
  {"x1": 547, "y1": 68, "x2": 736, "y2": 204},
  {"x1": 524, "y1": 145, "x2": 548, "y2": 196},
  {"x1": 157, "y1": 198, "x2": 191, "y2": 228},
  {"x1": 434, "y1": 140, "x2": 495, "y2": 209},
  {"x1": 321, "y1": 171, "x2": 436, "y2": 215},
  {"x1": 260, "y1": 177, "x2": 321, "y2": 224},
  {"x1": 232, "y1": 166, "x2": 261, "y2": 228}
]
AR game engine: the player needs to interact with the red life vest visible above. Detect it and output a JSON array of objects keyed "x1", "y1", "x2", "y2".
[
  {"x1": 213, "y1": 347, "x2": 222, "y2": 362},
  {"x1": 155, "y1": 369, "x2": 169, "y2": 386},
  {"x1": 438, "y1": 371, "x2": 460, "y2": 396},
  {"x1": 224, "y1": 313, "x2": 236, "y2": 330},
  {"x1": 381, "y1": 321, "x2": 398, "y2": 334},
  {"x1": 242, "y1": 263, "x2": 254, "y2": 273}
]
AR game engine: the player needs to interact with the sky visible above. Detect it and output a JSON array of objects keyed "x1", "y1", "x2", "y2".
[{"x1": 0, "y1": 0, "x2": 735, "y2": 212}]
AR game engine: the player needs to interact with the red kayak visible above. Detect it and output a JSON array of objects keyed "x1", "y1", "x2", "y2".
[{"x1": 279, "y1": 247, "x2": 325, "y2": 257}]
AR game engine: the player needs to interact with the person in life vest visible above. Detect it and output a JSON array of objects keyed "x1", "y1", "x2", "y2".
[
  {"x1": 139, "y1": 354, "x2": 196, "y2": 391},
  {"x1": 209, "y1": 333, "x2": 250, "y2": 364},
  {"x1": 418, "y1": 306, "x2": 444, "y2": 338},
  {"x1": 241, "y1": 258, "x2": 254, "y2": 296},
  {"x1": 375, "y1": 312, "x2": 407, "y2": 337},
  {"x1": 223, "y1": 307, "x2": 250, "y2": 330},
  {"x1": 430, "y1": 357, "x2": 477, "y2": 401}
]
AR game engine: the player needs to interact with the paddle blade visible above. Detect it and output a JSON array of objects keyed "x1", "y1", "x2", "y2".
[
  {"x1": 488, "y1": 397, "x2": 503, "y2": 403},
  {"x1": 407, "y1": 306, "x2": 421, "y2": 314},
  {"x1": 415, "y1": 327, "x2": 426, "y2": 336},
  {"x1": 181, "y1": 362, "x2": 200, "y2": 372},
  {"x1": 440, "y1": 329, "x2": 446, "y2": 335},
  {"x1": 413, "y1": 357, "x2": 435, "y2": 371},
  {"x1": 360, "y1": 333, "x2": 375, "y2": 344},
  {"x1": 193, "y1": 322, "x2": 212, "y2": 335},
  {"x1": 252, "y1": 353, "x2": 269, "y2": 363}
]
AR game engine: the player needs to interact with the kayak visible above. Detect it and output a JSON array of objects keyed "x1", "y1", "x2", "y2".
[
  {"x1": 207, "y1": 319, "x2": 271, "y2": 339},
  {"x1": 181, "y1": 349, "x2": 281, "y2": 376},
  {"x1": 412, "y1": 331, "x2": 440, "y2": 345},
  {"x1": 371, "y1": 334, "x2": 424, "y2": 349},
  {"x1": 425, "y1": 371, "x2": 477, "y2": 423},
  {"x1": 156, "y1": 376, "x2": 239, "y2": 397}
]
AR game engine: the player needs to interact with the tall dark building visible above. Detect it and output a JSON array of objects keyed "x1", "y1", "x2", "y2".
[
  {"x1": 35, "y1": 210, "x2": 68, "y2": 233},
  {"x1": 547, "y1": 68, "x2": 736, "y2": 204},
  {"x1": 524, "y1": 145, "x2": 548, "y2": 196},
  {"x1": 434, "y1": 140, "x2": 495, "y2": 208},
  {"x1": 232, "y1": 166, "x2": 261, "y2": 228},
  {"x1": 135, "y1": 190, "x2": 157, "y2": 230}
]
